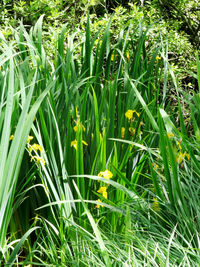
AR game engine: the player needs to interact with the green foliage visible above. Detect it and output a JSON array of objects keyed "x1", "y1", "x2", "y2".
[
  {"x1": 0, "y1": 0, "x2": 197, "y2": 78},
  {"x1": 0, "y1": 8, "x2": 200, "y2": 266},
  {"x1": 149, "y1": 0, "x2": 200, "y2": 48},
  {"x1": 0, "y1": 18, "x2": 56, "y2": 263}
]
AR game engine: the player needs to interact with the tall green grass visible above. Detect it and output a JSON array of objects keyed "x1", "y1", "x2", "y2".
[
  {"x1": 0, "y1": 16, "x2": 200, "y2": 266},
  {"x1": 0, "y1": 22, "x2": 55, "y2": 264}
]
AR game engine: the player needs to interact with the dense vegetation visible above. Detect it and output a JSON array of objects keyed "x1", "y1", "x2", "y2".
[{"x1": 0, "y1": 1, "x2": 200, "y2": 266}]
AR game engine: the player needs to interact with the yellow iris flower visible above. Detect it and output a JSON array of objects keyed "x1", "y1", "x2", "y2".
[
  {"x1": 98, "y1": 170, "x2": 113, "y2": 180},
  {"x1": 29, "y1": 143, "x2": 43, "y2": 153},
  {"x1": 71, "y1": 139, "x2": 88, "y2": 150},
  {"x1": 176, "y1": 151, "x2": 190, "y2": 164},
  {"x1": 125, "y1": 109, "x2": 140, "y2": 120},
  {"x1": 97, "y1": 187, "x2": 108, "y2": 199}
]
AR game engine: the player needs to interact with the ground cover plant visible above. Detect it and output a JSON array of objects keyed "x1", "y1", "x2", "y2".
[{"x1": 0, "y1": 13, "x2": 200, "y2": 266}]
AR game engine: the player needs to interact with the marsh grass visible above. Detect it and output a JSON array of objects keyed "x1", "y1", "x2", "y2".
[{"x1": 0, "y1": 16, "x2": 200, "y2": 266}]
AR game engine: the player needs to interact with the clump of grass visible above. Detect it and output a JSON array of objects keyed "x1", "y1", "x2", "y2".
[{"x1": 0, "y1": 15, "x2": 200, "y2": 266}]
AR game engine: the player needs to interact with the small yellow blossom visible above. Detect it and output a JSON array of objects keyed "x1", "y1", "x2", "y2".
[
  {"x1": 29, "y1": 143, "x2": 43, "y2": 153},
  {"x1": 121, "y1": 127, "x2": 125, "y2": 139},
  {"x1": 31, "y1": 156, "x2": 45, "y2": 165},
  {"x1": 98, "y1": 170, "x2": 113, "y2": 180},
  {"x1": 176, "y1": 151, "x2": 185, "y2": 164},
  {"x1": 27, "y1": 136, "x2": 34, "y2": 143},
  {"x1": 125, "y1": 110, "x2": 134, "y2": 120},
  {"x1": 71, "y1": 139, "x2": 88, "y2": 150},
  {"x1": 126, "y1": 51, "x2": 130, "y2": 59},
  {"x1": 97, "y1": 187, "x2": 108, "y2": 199},
  {"x1": 9, "y1": 135, "x2": 14, "y2": 141},
  {"x1": 176, "y1": 140, "x2": 182, "y2": 150},
  {"x1": 179, "y1": 151, "x2": 190, "y2": 161},
  {"x1": 184, "y1": 152, "x2": 190, "y2": 161},
  {"x1": 111, "y1": 53, "x2": 115, "y2": 61},
  {"x1": 167, "y1": 132, "x2": 174, "y2": 138},
  {"x1": 125, "y1": 109, "x2": 140, "y2": 120},
  {"x1": 156, "y1": 56, "x2": 161, "y2": 61},
  {"x1": 129, "y1": 127, "x2": 135, "y2": 136},
  {"x1": 96, "y1": 199, "x2": 103, "y2": 208}
]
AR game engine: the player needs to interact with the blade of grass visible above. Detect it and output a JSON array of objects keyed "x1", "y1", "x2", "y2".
[{"x1": 6, "y1": 227, "x2": 40, "y2": 266}]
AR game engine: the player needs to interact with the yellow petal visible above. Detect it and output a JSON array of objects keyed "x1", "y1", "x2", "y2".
[
  {"x1": 27, "y1": 136, "x2": 34, "y2": 143},
  {"x1": 71, "y1": 140, "x2": 77, "y2": 150},
  {"x1": 133, "y1": 110, "x2": 140, "y2": 117},
  {"x1": 82, "y1": 140, "x2": 88, "y2": 146},
  {"x1": 9, "y1": 135, "x2": 14, "y2": 141},
  {"x1": 98, "y1": 170, "x2": 113, "y2": 179},
  {"x1": 176, "y1": 152, "x2": 184, "y2": 164},
  {"x1": 97, "y1": 186, "x2": 107, "y2": 193},
  {"x1": 32, "y1": 143, "x2": 43, "y2": 152},
  {"x1": 125, "y1": 110, "x2": 134, "y2": 120},
  {"x1": 126, "y1": 51, "x2": 130, "y2": 59}
]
